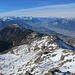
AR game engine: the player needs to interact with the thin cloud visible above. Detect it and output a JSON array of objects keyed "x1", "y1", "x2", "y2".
[{"x1": 0, "y1": 3, "x2": 75, "y2": 17}]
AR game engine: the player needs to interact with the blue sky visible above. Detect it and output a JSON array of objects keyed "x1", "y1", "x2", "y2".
[{"x1": 0, "y1": 0, "x2": 75, "y2": 17}]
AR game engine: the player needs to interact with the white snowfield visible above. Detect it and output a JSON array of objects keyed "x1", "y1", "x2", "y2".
[{"x1": 0, "y1": 36, "x2": 75, "y2": 75}]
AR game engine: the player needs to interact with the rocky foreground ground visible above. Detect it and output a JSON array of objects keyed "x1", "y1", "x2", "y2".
[{"x1": 0, "y1": 34, "x2": 75, "y2": 75}]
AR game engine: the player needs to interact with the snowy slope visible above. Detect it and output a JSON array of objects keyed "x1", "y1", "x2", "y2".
[{"x1": 0, "y1": 36, "x2": 75, "y2": 75}]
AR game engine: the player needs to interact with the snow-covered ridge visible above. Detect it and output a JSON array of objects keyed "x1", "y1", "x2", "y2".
[
  {"x1": 0, "y1": 36, "x2": 75, "y2": 75},
  {"x1": 0, "y1": 16, "x2": 33, "y2": 21}
]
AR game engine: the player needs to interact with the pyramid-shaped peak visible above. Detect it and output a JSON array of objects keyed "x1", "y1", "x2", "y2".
[{"x1": 8, "y1": 24, "x2": 19, "y2": 28}]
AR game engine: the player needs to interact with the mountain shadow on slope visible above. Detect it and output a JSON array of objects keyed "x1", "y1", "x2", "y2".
[
  {"x1": 0, "y1": 24, "x2": 34, "y2": 46},
  {"x1": 52, "y1": 35, "x2": 75, "y2": 50},
  {"x1": 0, "y1": 24, "x2": 35, "y2": 52},
  {"x1": 0, "y1": 40, "x2": 12, "y2": 52}
]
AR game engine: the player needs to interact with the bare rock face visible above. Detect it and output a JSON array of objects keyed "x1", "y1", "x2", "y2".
[
  {"x1": 49, "y1": 67, "x2": 59, "y2": 72},
  {"x1": 0, "y1": 73, "x2": 3, "y2": 75},
  {"x1": 25, "y1": 71, "x2": 32, "y2": 75},
  {"x1": 44, "y1": 72, "x2": 52, "y2": 75},
  {"x1": 0, "y1": 25, "x2": 34, "y2": 52},
  {"x1": 0, "y1": 40, "x2": 11, "y2": 52}
]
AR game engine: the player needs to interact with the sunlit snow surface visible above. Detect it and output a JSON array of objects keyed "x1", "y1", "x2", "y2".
[{"x1": 0, "y1": 36, "x2": 75, "y2": 75}]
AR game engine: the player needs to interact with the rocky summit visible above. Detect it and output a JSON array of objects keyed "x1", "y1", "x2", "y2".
[{"x1": 0, "y1": 33, "x2": 75, "y2": 75}]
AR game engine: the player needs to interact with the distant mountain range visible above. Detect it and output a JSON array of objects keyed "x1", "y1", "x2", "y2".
[
  {"x1": 0, "y1": 17, "x2": 75, "y2": 37},
  {"x1": 39, "y1": 17, "x2": 75, "y2": 37},
  {"x1": 0, "y1": 16, "x2": 75, "y2": 38}
]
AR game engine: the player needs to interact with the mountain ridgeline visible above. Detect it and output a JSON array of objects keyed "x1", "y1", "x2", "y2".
[
  {"x1": 0, "y1": 24, "x2": 44, "y2": 52},
  {"x1": 0, "y1": 16, "x2": 75, "y2": 52},
  {"x1": 0, "y1": 16, "x2": 75, "y2": 38},
  {"x1": 0, "y1": 24, "x2": 33, "y2": 43},
  {"x1": 0, "y1": 25, "x2": 33, "y2": 52}
]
